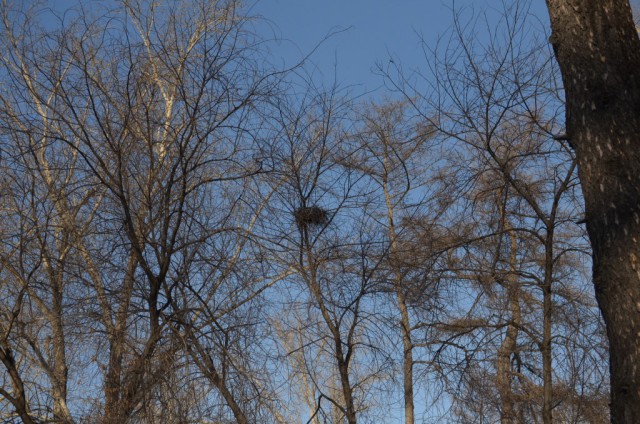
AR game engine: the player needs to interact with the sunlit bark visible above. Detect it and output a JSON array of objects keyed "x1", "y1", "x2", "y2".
[{"x1": 546, "y1": 1, "x2": 640, "y2": 421}]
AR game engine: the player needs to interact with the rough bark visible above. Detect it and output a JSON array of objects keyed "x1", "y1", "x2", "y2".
[{"x1": 545, "y1": 1, "x2": 640, "y2": 421}]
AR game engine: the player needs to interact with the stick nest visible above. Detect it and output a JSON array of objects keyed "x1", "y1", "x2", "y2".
[{"x1": 294, "y1": 205, "x2": 328, "y2": 227}]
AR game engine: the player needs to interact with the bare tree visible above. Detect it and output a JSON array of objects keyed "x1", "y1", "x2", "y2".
[
  {"x1": 338, "y1": 98, "x2": 451, "y2": 424},
  {"x1": 0, "y1": 0, "x2": 289, "y2": 422},
  {"x1": 0, "y1": 0, "x2": 624, "y2": 422},
  {"x1": 265, "y1": 83, "x2": 395, "y2": 424},
  {"x1": 384, "y1": 2, "x2": 608, "y2": 422}
]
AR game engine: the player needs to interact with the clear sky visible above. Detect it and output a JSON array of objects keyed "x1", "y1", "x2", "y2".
[{"x1": 251, "y1": 0, "x2": 551, "y2": 95}]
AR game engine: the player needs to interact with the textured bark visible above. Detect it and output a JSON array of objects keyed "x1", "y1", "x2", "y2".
[{"x1": 545, "y1": 1, "x2": 640, "y2": 421}]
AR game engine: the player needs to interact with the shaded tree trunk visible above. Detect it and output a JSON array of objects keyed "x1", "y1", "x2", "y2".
[
  {"x1": 336, "y1": 344, "x2": 358, "y2": 424},
  {"x1": 546, "y1": 1, "x2": 640, "y2": 421},
  {"x1": 0, "y1": 346, "x2": 36, "y2": 424}
]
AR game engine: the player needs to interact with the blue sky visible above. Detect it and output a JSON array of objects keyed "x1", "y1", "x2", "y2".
[{"x1": 251, "y1": 0, "x2": 551, "y2": 94}]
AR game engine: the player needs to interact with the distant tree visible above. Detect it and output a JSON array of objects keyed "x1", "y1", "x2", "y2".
[
  {"x1": 266, "y1": 84, "x2": 393, "y2": 424},
  {"x1": 384, "y1": 2, "x2": 609, "y2": 422},
  {"x1": 341, "y1": 98, "x2": 447, "y2": 424},
  {"x1": 0, "y1": 0, "x2": 287, "y2": 422},
  {"x1": 426, "y1": 7, "x2": 607, "y2": 421}
]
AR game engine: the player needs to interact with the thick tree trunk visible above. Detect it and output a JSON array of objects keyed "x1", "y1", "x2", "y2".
[{"x1": 546, "y1": 1, "x2": 640, "y2": 421}]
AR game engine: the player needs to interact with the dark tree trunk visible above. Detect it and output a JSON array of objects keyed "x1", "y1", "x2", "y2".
[
  {"x1": 545, "y1": 1, "x2": 640, "y2": 421},
  {"x1": 0, "y1": 347, "x2": 36, "y2": 424}
]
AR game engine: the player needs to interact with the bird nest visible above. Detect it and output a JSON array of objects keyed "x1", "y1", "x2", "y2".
[{"x1": 294, "y1": 205, "x2": 328, "y2": 227}]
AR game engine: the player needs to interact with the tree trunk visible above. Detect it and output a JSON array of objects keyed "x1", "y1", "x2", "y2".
[
  {"x1": 103, "y1": 336, "x2": 127, "y2": 422},
  {"x1": 336, "y1": 351, "x2": 358, "y2": 424},
  {"x1": 0, "y1": 346, "x2": 36, "y2": 424},
  {"x1": 497, "y1": 228, "x2": 521, "y2": 424},
  {"x1": 51, "y1": 278, "x2": 72, "y2": 423},
  {"x1": 398, "y1": 295, "x2": 415, "y2": 424},
  {"x1": 383, "y1": 174, "x2": 415, "y2": 424},
  {"x1": 301, "y1": 229, "x2": 358, "y2": 424},
  {"x1": 546, "y1": 1, "x2": 640, "y2": 421},
  {"x1": 542, "y1": 231, "x2": 555, "y2": 424}
]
